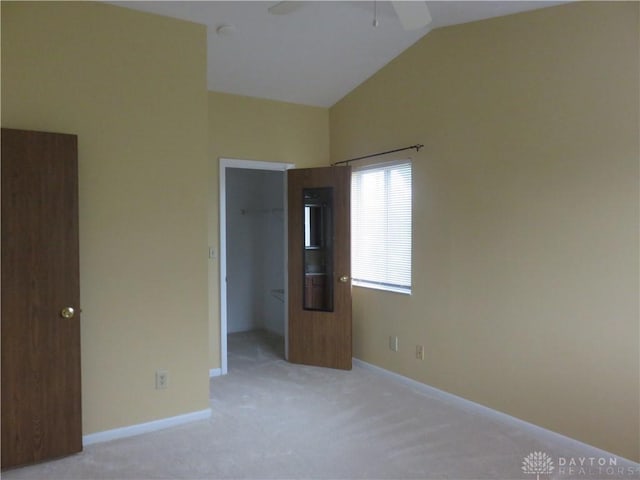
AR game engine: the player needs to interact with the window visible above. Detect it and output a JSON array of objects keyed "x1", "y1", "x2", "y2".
[{"x1": 351, "y1": 160, "x2": 412, "y2": 294}]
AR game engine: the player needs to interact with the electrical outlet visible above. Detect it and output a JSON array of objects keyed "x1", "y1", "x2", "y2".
[
  {"x1": 416, "y1": 345, "x2": 424, "y2": 360},
  {"x1": 389, "y1": 336, "x2": 398, "y2": 352},
  {"x1": 156, "y1": 370, "x2": 169, "y2": 389}
]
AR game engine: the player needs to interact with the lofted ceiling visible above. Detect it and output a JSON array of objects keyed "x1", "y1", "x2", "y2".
[{"x1": 110, "y1": 1, "x2": 565, "y2": 107}]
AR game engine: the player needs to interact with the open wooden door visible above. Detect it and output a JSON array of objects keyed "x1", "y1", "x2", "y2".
[
  {"x1": 287, "y1": 166, "x2": 352, "y2": 370},
  {"x1": 1, "y1": 128, "x2": 82, "y2": 469}
]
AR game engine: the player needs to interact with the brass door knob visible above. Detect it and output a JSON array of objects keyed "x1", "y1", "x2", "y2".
[
  {"x1": 339, "y1": 275, "x2": 350, "y2": 283},
  {"x1": 60, "y1": 307, "x2": 75, "y2": 319}
]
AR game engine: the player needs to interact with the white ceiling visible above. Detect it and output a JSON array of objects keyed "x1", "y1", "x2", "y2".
[{"x1": 111, "y1": 1, "x2": 564, "y2": 107}]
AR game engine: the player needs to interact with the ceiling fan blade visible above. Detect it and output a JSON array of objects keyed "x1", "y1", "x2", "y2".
[
  {"x1": 268, "y1": 1, "x2": 304, "y2": 16},
  {"x1": 391, "y1": 1, "x2": 432, "y2": 30}
]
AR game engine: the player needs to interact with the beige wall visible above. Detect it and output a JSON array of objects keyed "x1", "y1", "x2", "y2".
[
  {"x1": 3, "y1": 0, "x2": 637, "y2": 463},
  {"x1": 1, "y1": 2, "x2": 210, "y2": 434},
  {"x1": 330, "y1": 2, "x2": 639, "y2": 461},
  {"x1": 207, "y1": 92, "x2": 330, "y2": 367}
]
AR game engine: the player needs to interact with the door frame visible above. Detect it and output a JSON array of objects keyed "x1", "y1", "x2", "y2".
[{"x1": 219, "y1": 158, "x2": 295, "y2": 374}]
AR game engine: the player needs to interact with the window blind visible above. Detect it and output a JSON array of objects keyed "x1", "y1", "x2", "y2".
[{"x1": 351, "y1": 160, "x2": 412, "y2": 294}]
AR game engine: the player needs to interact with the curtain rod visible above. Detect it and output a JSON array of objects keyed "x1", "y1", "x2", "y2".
[{"x1": 332, "y1": 144, "x2": 423, "y2": 166}]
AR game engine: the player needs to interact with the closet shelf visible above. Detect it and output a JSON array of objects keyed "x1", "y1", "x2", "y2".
[{"x1": 270, "y1": 288, "x2": 285, "y2": 302}]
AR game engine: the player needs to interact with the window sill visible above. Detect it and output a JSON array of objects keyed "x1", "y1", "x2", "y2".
[{"x1": 352, "y1": 281, "x2": 411, "y2": 296}]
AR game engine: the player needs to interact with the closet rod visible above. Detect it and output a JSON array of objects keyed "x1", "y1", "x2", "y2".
[{"x1": 332, "y1": 143, "x2": 423, "y2": 166}]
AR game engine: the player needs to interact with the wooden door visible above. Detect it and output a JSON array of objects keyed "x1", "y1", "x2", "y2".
[
  {"x1": 1, "y1": 128, "x2": 82, "y2": 469},
  {"x1": 287, "y1": 166, "x2": 352, "y2": 370}
]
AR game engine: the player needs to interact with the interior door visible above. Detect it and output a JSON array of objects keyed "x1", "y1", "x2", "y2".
[
  {"x1": 287, "y1": 166, "x2": 352, "y2": 370},
  {"x1": 1, "y1": 128, "x2": 82, "y2": 469}
]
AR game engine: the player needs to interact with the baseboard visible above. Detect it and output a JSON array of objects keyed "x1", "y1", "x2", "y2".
[
  {"x1": 82, "y1": 408, "x2": 212, "y2": 446},
  {"x1": 209, "y1": 368, "x2": 222, "y2": 378},
  {"x1": 352, "y1": 358, "x2": 638, "y2": 464}
]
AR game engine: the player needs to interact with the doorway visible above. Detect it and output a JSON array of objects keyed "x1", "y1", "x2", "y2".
[{"x1": 219, "y1": 159, "x2": 294, "y2": 374}]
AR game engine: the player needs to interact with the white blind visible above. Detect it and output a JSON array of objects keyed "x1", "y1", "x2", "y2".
[{"x1": 351, "y1": 160, "x2": 412, "y2": 293}]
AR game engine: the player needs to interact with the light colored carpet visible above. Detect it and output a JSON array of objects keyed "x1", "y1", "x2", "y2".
[{"x1": 3, "y1": 330, "x2": 638, "y2": 479}]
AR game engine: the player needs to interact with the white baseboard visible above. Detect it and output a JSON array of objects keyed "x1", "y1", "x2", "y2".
[
  {"x1": 83, "y1": 408, "x2": 211, "y2": 446},
  {"x1": 209, "y1": 368, "x2": 222, "y2": 378},
  {"x1": 352, "y1": 358, "x2": 638, "y2": 464}
]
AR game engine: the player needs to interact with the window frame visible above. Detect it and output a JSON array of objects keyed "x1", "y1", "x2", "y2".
[{"x1": 351, "y1": 159, "x2": 412, "y2": 295}]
